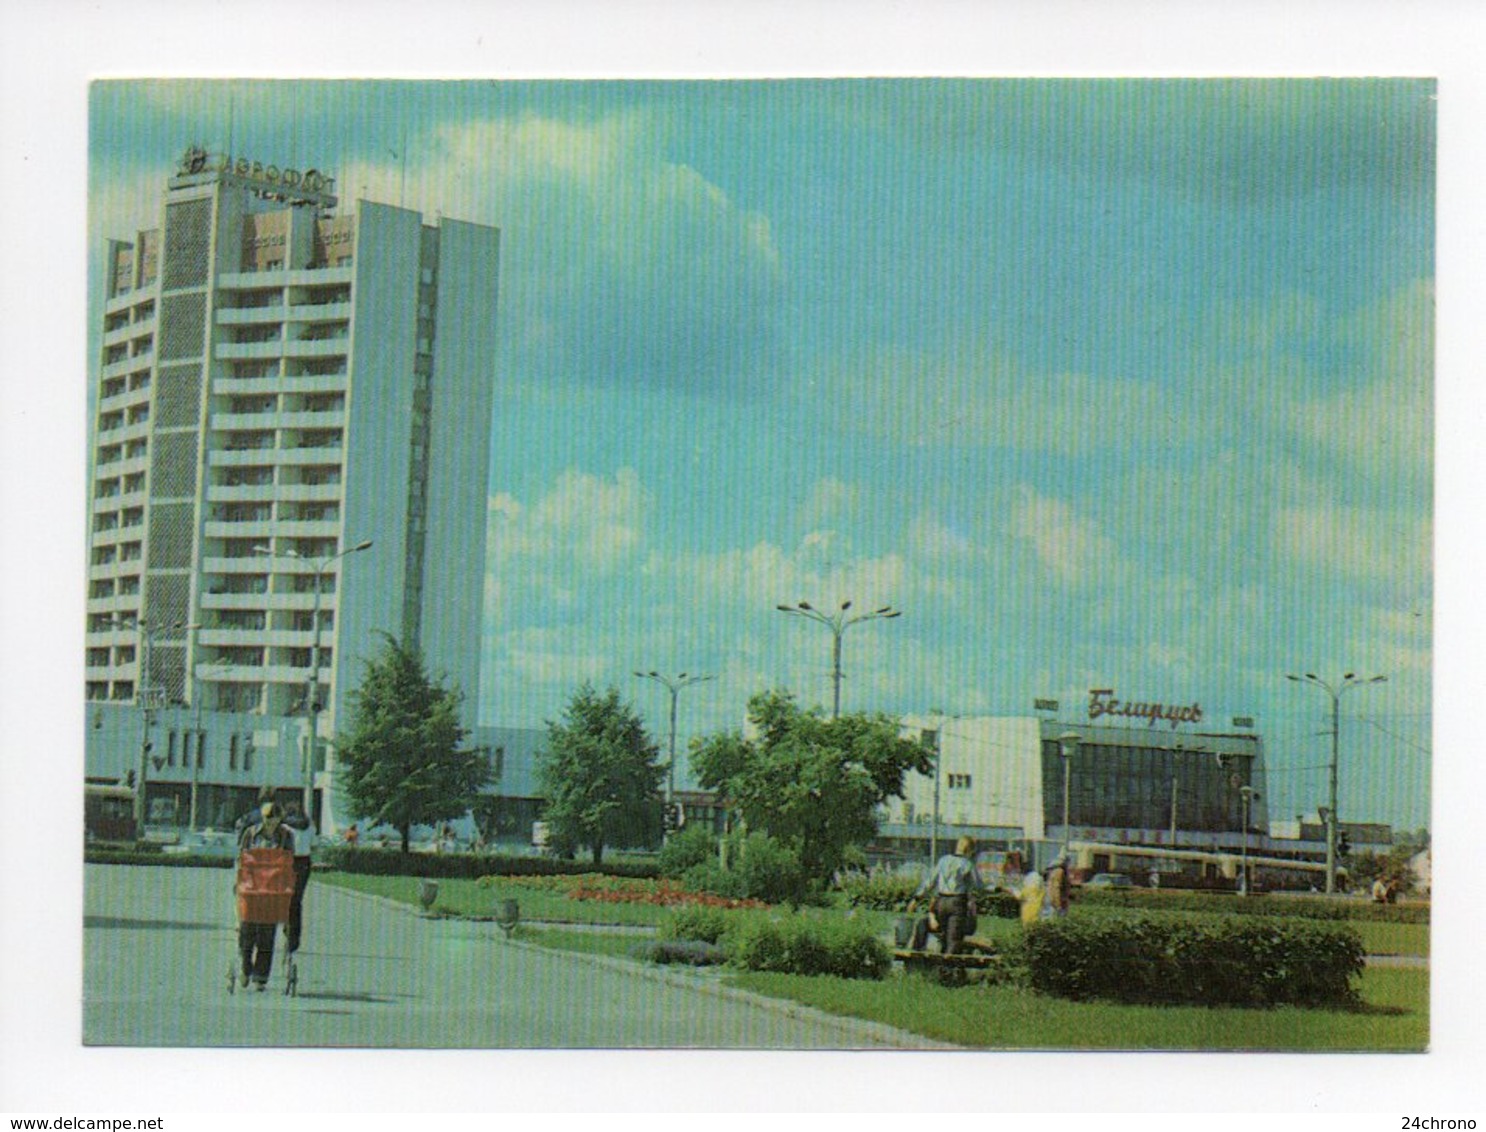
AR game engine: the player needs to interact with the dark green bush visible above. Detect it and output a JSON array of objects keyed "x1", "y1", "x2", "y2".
[
  {"x1": 85, "y1": 849, "x2": 233, "y2": 869},
  {"x1": 658, "y1": 903, "x2": 737, "y2": 945},
  {"x1": 657, "y1": 825, "x2": 718, "y2": 878},
  {"x1": 317, "y1": 844, "x2": 659, "y2": 881},
  {"x1": 838, "y1": 872, "x2": 920, "y2": 911},
  {"x1": 634, "y1": 939, "x2": 727, "y2": 966},
  {"x1": 681, "y1": 832, "x2": 816, "y2": 906},
  {"x1": 663, "y1": 906, "x2": 890, "y2": 979},
  {"x1": 979, "y1": 890, "x2": 1021, "y2": 920},
  {"x1": 727, "y1": 913, "x2": 891, "y2": 980},
  {"x1": 1074, "y1": 886, "x2": 1429, "y2": 925},
  {"x1": 1023, "y1": 912, "x2": 1364, "y2": 1007}
]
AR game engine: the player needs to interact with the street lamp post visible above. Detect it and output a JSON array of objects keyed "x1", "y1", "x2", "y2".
[
  {"x1": 774, "y1": 600, "x2": 902, "y2": 718},
  {"x1": 1057, "y1": 732, "x2": 1081, "y2": 856},
  {"x1": 105, "y1": 615, "x2": 184, "y2": 828},
  {"x1": 634, "y1": 671, "x2": 715, "y2": 807},
  {"x1": 930, "y1": 728, "x2": 943, "y2": 865},
  {"x1": 255, "y1": 539, "x2": 372, "y2": 824},
  {"x1": 1285, "y1": 671, "x2": 1386, "y2": 894},
  {"x1": 1238, "y1": 785, "x2": 1260, "y2": 896}
]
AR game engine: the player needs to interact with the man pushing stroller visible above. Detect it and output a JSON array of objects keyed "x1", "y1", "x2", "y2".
[{"x1": 236, "y1": 801, "x2": 294, "y2": 991}]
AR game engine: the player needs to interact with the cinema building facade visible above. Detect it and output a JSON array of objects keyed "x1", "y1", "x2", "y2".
[{"x1": 875, "y1": 691, "x2": 1331, "y2": 887}]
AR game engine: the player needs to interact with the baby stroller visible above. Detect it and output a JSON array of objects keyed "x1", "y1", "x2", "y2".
[{"x1": 228, "y1": 845, "x2": 298, "y2": 996}]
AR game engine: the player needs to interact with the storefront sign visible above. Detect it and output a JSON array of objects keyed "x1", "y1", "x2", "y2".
[
  {"x1": 178, "y1": 146, "x2": 336, "y2": 196},
  {"x1": 1087, "y1": 688, "x2": 1203, "y2": 730}
]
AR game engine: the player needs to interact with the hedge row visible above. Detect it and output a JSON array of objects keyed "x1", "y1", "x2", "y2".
[
  {"x1": 837, "y1": 873, "x2": 1020, "y2": 920},
  {"x1": 85, "y1": 848, "x2": 234, "y2": 869},
  {"x1": 661, "y1": 906, "x2": 890, "y2": 979},
  {"x1": 1074, "y1": 886, "x2": 1430, "y2": 925},
  {"x1": 316, "y1": 844, "x2": 660, "y2": 881},
  {"x1": 1023, "y1": 912, "x2": 1365, "y2": 1007}
]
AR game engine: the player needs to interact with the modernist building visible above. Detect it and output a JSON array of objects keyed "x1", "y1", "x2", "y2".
[
  {"x1": 878, "y1": 705, "x2": 1277, "y2": 883},
  {"x1": 85, "y1": 146, "x2": 499, "y2": 829}
]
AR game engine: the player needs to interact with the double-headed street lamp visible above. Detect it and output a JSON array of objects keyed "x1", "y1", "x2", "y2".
[
  {"x1": 254, "y1": 539, "x2": 372, "y2": 822},
  {"x1": 1285, "y1": 671, "x2": 1386, "y2": 895},
  {"x1": 774, "y1": 600, "x2": 902, "y2": 718},
  {"x1": 634, "y1": 671, "x2": 715, "y2": 806}
]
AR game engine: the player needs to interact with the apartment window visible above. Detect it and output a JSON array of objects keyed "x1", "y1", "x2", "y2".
[
  {"x1": 87, "y1": 647, "x2": 110, "y2": 667},
  {"x1": 91, "y1": 546, "x2": 117, "y2": 566},
  {"x1": 118, "y1": 576, "x2": 140, "y2": 596},
  {"x1": 119, "y1": 542, "x2": 142, "y2": 562},
  {"x1": 229, "y1": 734, "x2": 238, "y2": 771},
  {"x1": 242, "y1": 738, "x2": 253, "y2": 772},
  {"x1": 89, "y1": 580, "x2": 116, "y2": 599},
  {"x1": 95, "y1": 478, "x2": 120, "y2": 499}
]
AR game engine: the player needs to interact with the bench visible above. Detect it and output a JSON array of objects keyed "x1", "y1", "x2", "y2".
[{"x1": 893, "y1": 938, "x2": 1002, "y2": 983}]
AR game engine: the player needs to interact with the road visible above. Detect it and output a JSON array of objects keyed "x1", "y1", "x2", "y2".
[{"x1": 82, "y1": 864, "x2": 939, "y2": 1049}]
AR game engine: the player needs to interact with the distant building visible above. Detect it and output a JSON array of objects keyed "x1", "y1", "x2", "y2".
[
  {"x1": 877, "y1": 711, "x2": 1271, "y2": 881},
  {"x1": 85, "y1": 146, "x2": 500, "y2": 830}
]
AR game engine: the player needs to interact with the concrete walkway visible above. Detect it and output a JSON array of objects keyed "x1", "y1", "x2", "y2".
[{"x1": 82, "y1": 864, "x2": 950, "y2": 1049}]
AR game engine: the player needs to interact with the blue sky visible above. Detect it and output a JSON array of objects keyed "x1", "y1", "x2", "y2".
[{"x1": 88, "y1": 78, "x2": 1434, "y2": 830}]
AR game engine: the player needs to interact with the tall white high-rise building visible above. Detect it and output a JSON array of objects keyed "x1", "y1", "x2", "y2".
[{"x1": 85, "y1": 146, "x2": 499, "y2": 822}]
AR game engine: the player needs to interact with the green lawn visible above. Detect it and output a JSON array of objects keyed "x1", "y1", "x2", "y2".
[
  {"x1": 319, "y1": 870, "x2": 674, "y2": 927},
  {"x1": 726, "y1": 966, "x2": 1427, "y2": 1050},
  {"x1": 322, "y1": 871, "x2": 1427, "y2": 1050}
]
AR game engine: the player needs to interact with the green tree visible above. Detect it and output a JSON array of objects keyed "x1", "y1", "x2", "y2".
[
  {"x1": 335, "y1": 634, "x2": 490, "y2": 852},
  {"x1": 539, "y1": 683, "x2": 665, "y2": 864},
  {"x1": 690, "y1": 690, "x2": 934, "y2": 883}
]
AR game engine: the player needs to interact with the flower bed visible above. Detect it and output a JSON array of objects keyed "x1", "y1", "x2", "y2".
[{"x1": 476, "y1": 872, "x2": 764, "y2": 910}]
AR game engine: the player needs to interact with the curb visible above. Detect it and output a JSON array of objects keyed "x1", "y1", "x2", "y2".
[{"x1": 327, "y1": 882, "x2": 958, "y2": 1049}]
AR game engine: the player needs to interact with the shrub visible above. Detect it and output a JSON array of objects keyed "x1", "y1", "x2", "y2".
[
  {"x1": 318, "y1": 844, "x2": 659, "y2": 881},
  {"x1": 727, "y1": 912, "x2": 891, "y2": 980},
  {"x1": 85, "y1": 849, "x2": 234, "y2": 869},
  {"x1": 838, "y1": 871, "x2": 920, "y2": 911},
  {"x1": 681, "y1": 832, "x2": 816, "y2": 906},
  {"x1": 634, "y1": 939, "x2": 728, "y2": 966},
  {"x1": 1023, "y1": 912, "x2": 1365, "y2": 1008},
  {"x1": 1074, "y1": 886, "x2": 1429, "y2": 925},
  {"x1": 659, "y1": 902, "x2": 740, "y2": 944},
  {"x1": 657, "y1": 825, "x2": 718, "y2": 878}
]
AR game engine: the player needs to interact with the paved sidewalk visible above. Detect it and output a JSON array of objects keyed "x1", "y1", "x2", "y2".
[{"x1": 83, "y1": 864, "x2": 950, "y2": 1049}]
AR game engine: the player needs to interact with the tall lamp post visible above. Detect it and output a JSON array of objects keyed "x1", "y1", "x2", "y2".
[
  {"x1": 1285, "y1": 671, "x2": 1386, "y2": 894},
  {"x1": 106, "y1": 615, "x2": 185, "y2": 828},
  {"x1": 1238, "y1": 785, "x2": 1260, "y2": 896},
  {"x1": 255, "y1": 539, "x2": 372, "y2": 823},
  {"x1": 774, "y1": 600, "x2": 901, "y2": 718},
  {"x1": 1057, "y1": 732, "x2": 1081, "y2": 856},
  {"x1": 634, "y1": 671, "x2": 715, "y2": 806}
]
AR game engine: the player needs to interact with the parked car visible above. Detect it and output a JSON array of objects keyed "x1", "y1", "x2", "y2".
[{"x1": 1083, "y1": 872, "x2": 1135, "y2": 889}]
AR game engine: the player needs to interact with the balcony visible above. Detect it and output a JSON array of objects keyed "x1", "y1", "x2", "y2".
[
  {"x1": 287, "y1": 301, "x2": 352, "y2": 323},
  {"x1": 282, "y1": 338, "x2": 348, "y2": 360},
  {"x1": 216, "y1": 340, "x2": 285, "y2": 361},
  {"x1": 216, "y1": 305, "x2": 286, "y2": 326},
  {"x1": 213, "y1": 373, "x2": 346, "y2": 397}
]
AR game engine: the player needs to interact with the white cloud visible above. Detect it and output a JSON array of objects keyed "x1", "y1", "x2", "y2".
[
  {"x1": 488, "y1": 467, "x2": 648, "y2": 575},
  {"x1": 1274, "y1": 503, "x2": 1431, "y2": 592},
  {"x1": 1007, "y1": 485, "x2": 1124, "y2": 587}
]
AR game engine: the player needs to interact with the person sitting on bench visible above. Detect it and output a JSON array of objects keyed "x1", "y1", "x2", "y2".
[{"x1": 908, "y1": 837, "x2": 985, "y2": 955}]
